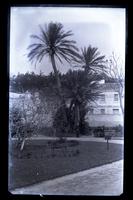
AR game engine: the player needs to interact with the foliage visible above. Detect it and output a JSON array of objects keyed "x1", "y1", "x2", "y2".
[
  {"x1": 61, "y1": 70, "x2": 101, "y2": 136},
  {"x1": 115, "y1": 124, "x2": 123, "y2": 132},
  {"x1": 27, "y1": 22, "x2": 80, "y2": 66},
  {"x1": 93, "y1": 127, "x2": 105, "y2": 137},
  {"x1": 62, "y1": 69, "x2": 101, "y2": 103},
  {"x1": 9, "y1": 106, "x2": 35, "y2": 150},
  {"x1": 10, "y1": 72, "x2": 57, "y2": 95},
  {"x1": 113, "y1": 125, "x2": 124, "y2": 136},
  {"x1": 11, "y1": 36, "x2": 108, "y2": 139},
  {"x1": 10, "y1": 70, "x2": 102, "y2": 103},
  {"x1": 73, "y1": 45, "x2": 106, "y2": 74},
  {"x1": 10, "y1": 92, "x2": 52, "y2": 150},
  {"x1": 10, "y1": 69, "x2": 102, "y2": 138},
  {"x1": 27, "y1": 22, "x2": 80, "y2": 106},
  {"x1": 53, "y1": 105, "x2": 70, "y2": 138},
  {"x1": 9, "y1": 107, "x2": 24, "y2": 138}
]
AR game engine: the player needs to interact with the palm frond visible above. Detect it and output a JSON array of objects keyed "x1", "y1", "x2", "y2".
[
  {"x1": 30, "y1": 35, "x2": 45, "y2": 43},
  {"x1": 54, "y1": 52, "x2": 63, "y2": 64},
  {"x1": 27, "y1": 22, "x2": 79, "y2": 70},
  {"x1": 79, "y1": 45, "x2": 106, "y2": 73}
]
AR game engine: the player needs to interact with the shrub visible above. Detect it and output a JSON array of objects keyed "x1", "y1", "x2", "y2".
[
  {"x1": 79, "y1": 121, "x2": 90, "y2": 135},
  {"x1": 9, "y1": 107, "x2": 24, "y2": 138},
  {"x1": 38, "y1": 127, "x2": 54, "y2": 137},
  {"x1": 10, "y1": 105, "x2": 37, "y2": 151},
  {"x1": 93, "y1": 127, "x2": 105, "y2": 137},
  {"x1": 53, "y1": 106, "x2": 70, "y2": 139},
  {"x1": 113, "y1": 125, "x2": 124, "y2": 136}
]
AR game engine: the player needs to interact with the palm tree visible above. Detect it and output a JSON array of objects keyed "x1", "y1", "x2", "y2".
[
  {"x1": 62, "y1": 70, "x2": 101, "y2": 137},
  {"x1": 63, "y1": 70, "x2": 101, "y2": 106},
  {"x1": 79, "y1": 45, "x2": 106, "y2": 74},
  {"x1": 27, "y1": 22, "x2": 79, "y2": 102}
]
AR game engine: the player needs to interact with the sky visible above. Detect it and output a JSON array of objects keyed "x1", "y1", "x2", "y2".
[{"x1": 10, "y1": 6, "x2": 126, "y2": 76}]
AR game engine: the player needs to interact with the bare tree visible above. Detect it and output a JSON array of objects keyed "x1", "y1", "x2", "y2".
[{"x1": 104, "y1": 52, "x2": 125, "y2": 115}]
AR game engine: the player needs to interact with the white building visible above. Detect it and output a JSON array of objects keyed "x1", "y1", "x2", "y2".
[{"x1": 87, "y1": 81, "x2": 124, "y2": 127}]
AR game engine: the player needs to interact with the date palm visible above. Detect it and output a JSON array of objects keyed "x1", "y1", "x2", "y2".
[
  {"x1": 27, "y1": 22, "x2": 79, "y2": 101},
  {"x1": 79, "y1": 45, "x2": 106, "y2": 74}
]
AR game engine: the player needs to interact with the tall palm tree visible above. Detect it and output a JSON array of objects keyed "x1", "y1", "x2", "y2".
[
  {"x1": 79, "y1": 45, "x2": 106, "y2": 74},
  {"x1": 27, "y1": 22, "x2": 79, "y2": 101}
]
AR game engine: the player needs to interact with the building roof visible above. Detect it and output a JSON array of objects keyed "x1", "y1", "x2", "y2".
[{"x1": 98, "y1": 83, "x2": 119, "y2": 92}]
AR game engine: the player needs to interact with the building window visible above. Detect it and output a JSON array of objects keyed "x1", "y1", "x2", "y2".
[
  {"x1": 114, "y1": 94, "x2": 119, "y2": 101},
  {"x1": 101, "y1": 109, "x2": 105, "y2": 114},
  {"x1": 113, "y1": 109, "x2": 119, "y2": 114},
  {"x1": 100, "y1": 94, "x2": 105, "y2": 102}
]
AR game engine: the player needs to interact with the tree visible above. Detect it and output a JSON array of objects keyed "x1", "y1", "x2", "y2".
[
  {"x1": 76, "y1": 45, "x2": 106, "y2": 74},
  {"x1": 9, "y1": 106, "x2": 24, "y2": 139},
  {"x1": 9, "y1": 105, "x2": 33, "y2": 151},
  {"x1": 10, "y1": 92, "x2": 46, "y2": 151},
  {"x1": 10, "y1": 72, "x2": 56, "y2": 94},
  {"x1": 104, "y1": 52, "x2": 124, "y2": 115},
  {"x1": 27, "y1": 22, "x2": 79, "y2": 102},
  {"x1": 27, "y1": 22, "x2": 81, "y2": 138},
  {"x1": 61, "y1": 70, "x2": 101, "y2": 137}
]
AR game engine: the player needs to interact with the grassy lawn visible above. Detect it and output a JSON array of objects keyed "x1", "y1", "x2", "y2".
[{"x1": 8, "y1": 139, "x2": 123, "y2": 190}]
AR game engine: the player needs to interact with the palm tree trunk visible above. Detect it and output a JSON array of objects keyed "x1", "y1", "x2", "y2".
[
  {"x1": 50, "y1": 54, "x2": 62, "y2": 99},
  {"x1": 50, "y1": 54, "x2": 66, "y2": 106},
  {"x1": 50, "y1": 54, "x2": 68, "y2": 137}
]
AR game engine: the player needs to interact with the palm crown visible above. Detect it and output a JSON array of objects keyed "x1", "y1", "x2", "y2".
[
  {"x1": 27, "y1": 22, "x2": 79, "y2": 66},
  {"x1": 62, "y1": 70, "x2": 101, "y2": 105},
  {"x1": 27, "y1": 22, "x2": 80, "y2": 102},
  {"x1": 80, "y1": 45, "x2": 106, "y2": 73}
]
